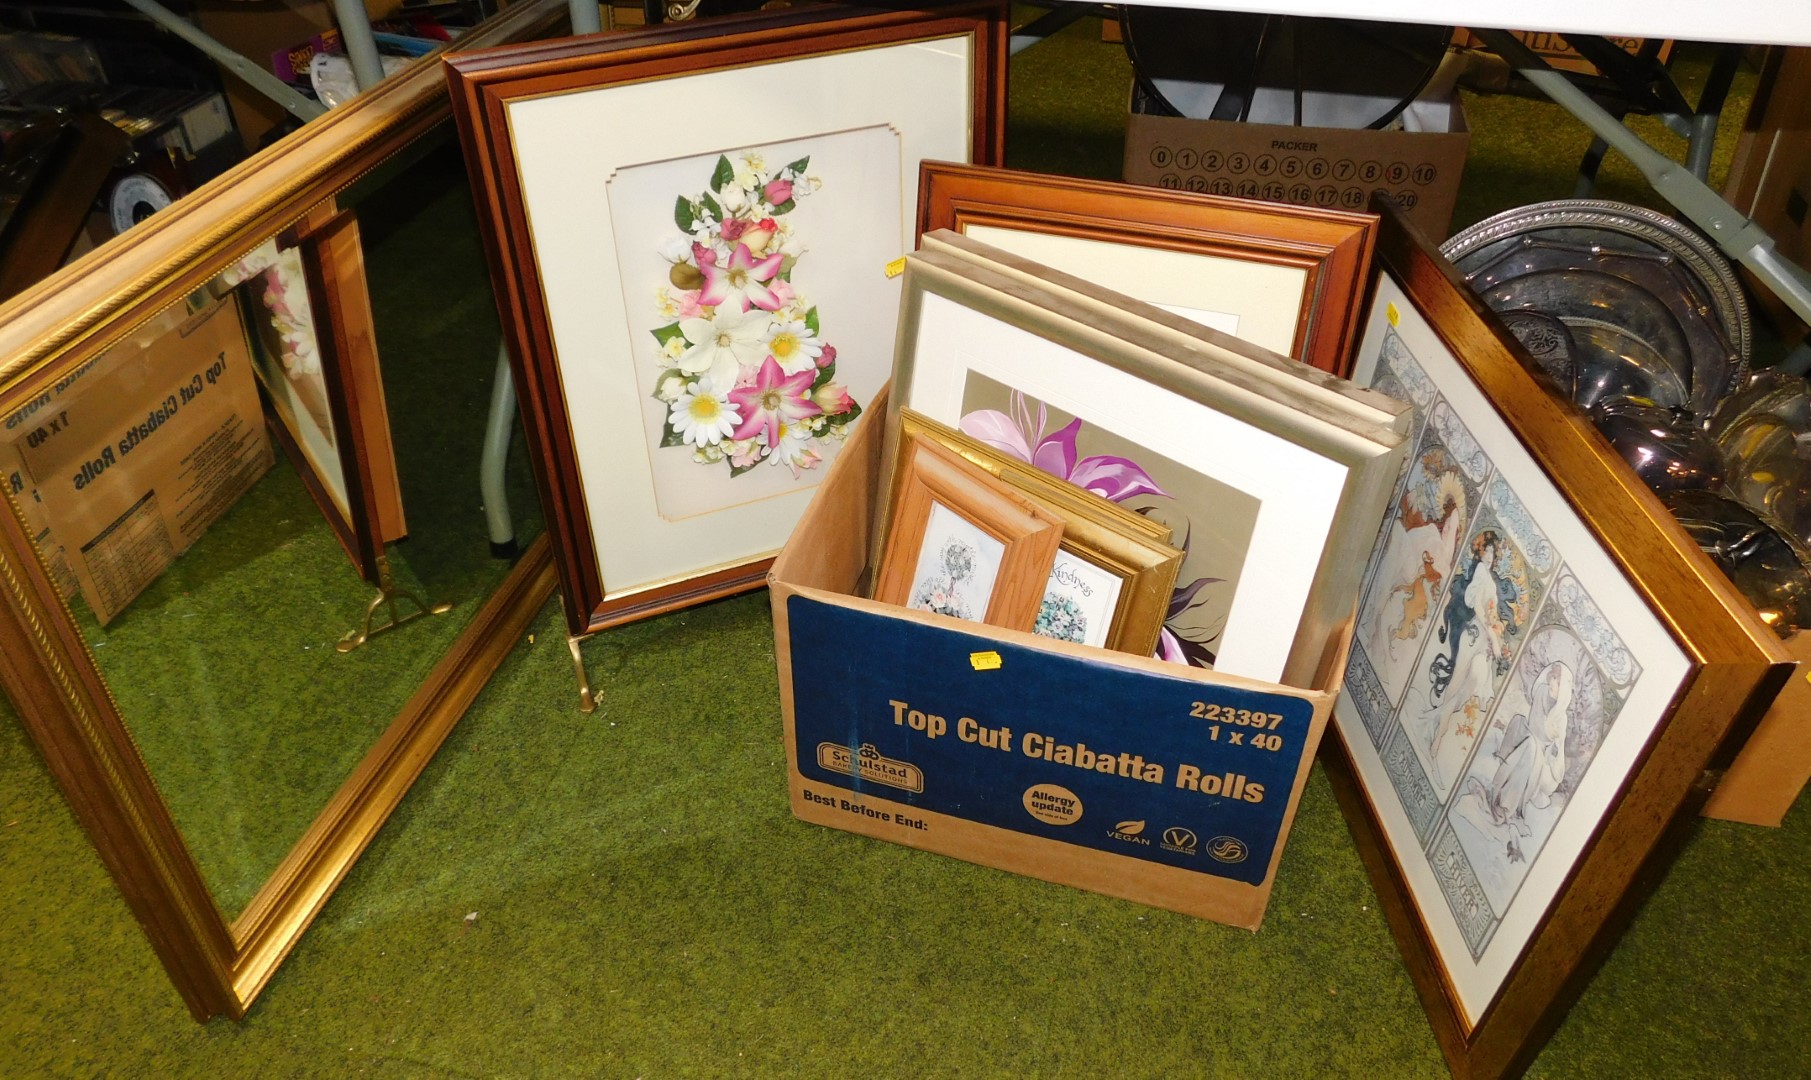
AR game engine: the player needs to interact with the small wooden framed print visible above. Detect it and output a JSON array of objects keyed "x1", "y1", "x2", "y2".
[
  {"x1": 916, "y1": 160, "x2": 1377, "y2": 374},
  {"x1": 447, "y1": 2, "x2": 1009, "y2": 636},
  {"x1": 1326, "y1": 203, "x2": 1792, "y2": 1080},
  {"x1": 894, "y1": 408, "x2": 1182, "y2": 656},
  {"x1": 873, "y1": 435, "x2": 1064, "y2": 630}
]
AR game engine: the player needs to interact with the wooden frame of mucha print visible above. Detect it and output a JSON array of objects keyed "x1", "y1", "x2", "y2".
[
  {"x1": 446, "y1": 2, "x2": 1009, "y2": 637},
  {"x1": 893, "y1": 408, "x2": 1182, "y2": 656},
  {"x1": 915, "y1": 160, "x2": 1377, "y2": 375},
  {"x1": 1324, "y1": 203, "x2": 1792, "y2": 1080},
  {"x1": 872, "y1": 434, "x2": 1064, "y2": 631},
  {"x1": 0, "y1": 0, "x2": 566, "y2": 1022},
  {"x1": 223, "y1": 204, "x2": 408, "y2": 581}
]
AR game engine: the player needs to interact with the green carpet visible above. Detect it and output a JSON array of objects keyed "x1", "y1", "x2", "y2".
[{"x1": 2, "y1": 13, "x2": 1807, "y2": 1079}]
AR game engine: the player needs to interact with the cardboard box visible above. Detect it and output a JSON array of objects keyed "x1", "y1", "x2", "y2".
[
  {"x1": 1702, "y1": 630, "x2": 1811, "y2": 826},
  {"x1": 769, "y1": 392, "x2": 1350, "y2": 928},
  {"x1": 1723, "y1": 46, "x2": 1811, "y2": 349},
  {"x1": 1122, "y1": 94, "x2": 1470, "y2": 239},
  {"x1": 4, "y1": 293, "x2": 274, "y2": 624},
  {"x1": 1451, "y1": 29, "x2": 1672, "y2": 77}
]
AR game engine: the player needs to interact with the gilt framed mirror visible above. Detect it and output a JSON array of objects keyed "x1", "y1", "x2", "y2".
[{"x1": 0, "y1": 0, "x2": 565, "y2": 1020}]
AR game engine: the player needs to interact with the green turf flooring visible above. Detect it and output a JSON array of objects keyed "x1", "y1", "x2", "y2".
[{"x1": 2, "y1": 12, "x2": 1807, "y2": 1078}]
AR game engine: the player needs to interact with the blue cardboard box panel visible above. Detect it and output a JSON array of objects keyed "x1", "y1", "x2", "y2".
[{"x1": 769, "y1": 397, "x2": 1350, "y2": 928}]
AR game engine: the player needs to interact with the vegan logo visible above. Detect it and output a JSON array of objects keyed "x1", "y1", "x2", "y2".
[
  {"x1": 1206, "y1": 835, "x2": 1249, "y2": 864},
  {"x1": 1108, "y1": 819, "x2": 1150, "y2": 846},
  {"x1": 1161, "y1": 827, "x2": 1199, "y2": 855}
]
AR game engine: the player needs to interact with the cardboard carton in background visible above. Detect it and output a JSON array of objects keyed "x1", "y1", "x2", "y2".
[
  {"x1": 6, "y1": 293, "x2": 273, "y2": 624},
  {"x1": 1450, "y1": 29, "x2": 1673, "y2": 77},
  {"x1": 1123, "y1": 94, "x2": 1471, "y2": 240}
]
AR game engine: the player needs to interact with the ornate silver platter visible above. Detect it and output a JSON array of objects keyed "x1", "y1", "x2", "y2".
[{"x1": 1443, "y1": 199, "x2": 1751, "y2": 419}]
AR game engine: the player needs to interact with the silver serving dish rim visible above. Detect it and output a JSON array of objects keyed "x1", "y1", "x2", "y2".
[{"x1": 1441, "y1": 198, "x2": 1752, "y2": 365}]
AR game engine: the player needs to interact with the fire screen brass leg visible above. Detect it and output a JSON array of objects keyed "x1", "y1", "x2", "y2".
[
  {"x1": 336, "y1": 554, "x2": 454, "y2": 653},
  {"x1": 567, "y1": 632, "x2": 597, "y2": 714}
]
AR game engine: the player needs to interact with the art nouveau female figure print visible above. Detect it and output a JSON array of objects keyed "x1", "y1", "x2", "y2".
[
  {"x1": 1409, "y1": 498, "x2": 1544, "y2": 800},
  {"x1": 1357, "y1": 421, "x2": 1482, "y2": 698}
]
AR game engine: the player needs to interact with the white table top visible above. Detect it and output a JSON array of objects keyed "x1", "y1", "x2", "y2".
[{"x1": 1112, "y1": 1, "x2": 1811, "y2": 48}]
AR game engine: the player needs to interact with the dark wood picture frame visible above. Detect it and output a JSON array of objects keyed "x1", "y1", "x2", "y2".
[
  {"x1": 446, "y1": 2, "x2": 1010, "y2": 638},
  {"x1": 240, "y1": 203, "x2": 408, "y2": 582},
  {"x1": 873, "y1": 434, "x2": 1064, "y2": 631},
  {"x1": 1323, "y1": 202, "x2": 1793, "y2": 1080},
  {"x1": 915, "y1": 160, "x2": 1377, "y2": 375}
]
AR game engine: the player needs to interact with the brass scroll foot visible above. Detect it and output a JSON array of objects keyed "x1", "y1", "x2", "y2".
[{"x1": 336, "y1": 555, "x2": 453, "y2": 653}]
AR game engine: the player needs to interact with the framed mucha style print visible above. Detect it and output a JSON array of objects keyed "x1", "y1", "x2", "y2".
[
  {"x1": 1327, "y1": 205, "x2": 1791, "y2": 1079},
  {"x1": 915, "y1": 160, "x2": 1377, "y2": 374},
  {"x1": 872, "y1": 435, "x2": 1064, "y2": 630},
  {"x1": 893, "y1": 409, "x2": 1181, "y2": 656},
  {"x1": 447, "y1": 2, "x2": 1009, "y2": 636},
  {"x1": 891, "y1": 247, "x2": 1403, "y2": 688},
  {"x1": 218, "y1": 204, "x2": 407, "y2": 581}
]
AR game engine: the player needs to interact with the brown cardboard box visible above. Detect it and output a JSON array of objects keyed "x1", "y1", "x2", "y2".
[
  {"x1": 1723, "y1": 46, "x2": 1811, "y2": 349},
  {"x1": 1451, "y1": 29, "x2": 1673, "y2": 76},
  {"x1": 6, "y1": 293, "x2": 273, "y2": 624},
  {"x1": 1123, "y1": 94, "x2": 1470, "y2": 239},
  {"x1": 1703, "y1": 632, "x2": 1811, "y2": 826},
  {"x1": 769, "y1": 391, "x2": 1350, "y2": 928}
]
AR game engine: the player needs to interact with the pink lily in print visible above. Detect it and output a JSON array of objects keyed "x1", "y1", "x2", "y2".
[
  {"x1": 959, "y1": 390, "x2": 1166, "y2": 502},
  {"x1": 698, "y1": 241, "x2": 785, "y2": 312},
  {"x1": 730, "y1": 355, "x2": 822, "y2": 449}
]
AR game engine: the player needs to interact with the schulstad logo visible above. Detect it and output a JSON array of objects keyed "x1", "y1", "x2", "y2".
[
  {"x1": 816, "y1": 742, "x2": 924, "y2": 793},
  {"x1": 1161, "y1": 827, "x2": 1198, "y2": 855},
  {"x1": 1108, "y1": 820, "x2": 1150, "y2": 846},
  {"x1": 1206, "y1": 835, "x2": 1249, "y2": 864}
]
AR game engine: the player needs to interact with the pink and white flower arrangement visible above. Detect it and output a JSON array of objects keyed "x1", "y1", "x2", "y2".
[{"x1": 649, "y1": 150, "x2": 860, "y2": 476}]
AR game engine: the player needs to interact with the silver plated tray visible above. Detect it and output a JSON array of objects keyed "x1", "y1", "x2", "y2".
[{"x1": 1443, "y1": 199, "x2": 1750, "y2": 419}]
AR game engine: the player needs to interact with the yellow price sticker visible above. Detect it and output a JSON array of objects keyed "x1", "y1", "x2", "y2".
[
  {"x1": 885, "y1": 256, "x2": 907, "y2": 279},
  {"x1": 1386, "y1": 302, "x2": 1401, "y2": 327},
  {"x1": 970, "y1": 651, "x2": 1003, "y2": 671}
]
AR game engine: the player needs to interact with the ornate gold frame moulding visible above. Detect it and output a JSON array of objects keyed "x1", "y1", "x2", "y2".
[
  {"x1": 0, "y1": 0, "x2": 566, "y2": 1021},
  {"x1": 1323, "y1": 201, "x2": 1793, "y2": 1080},
  {"x1": 445, "y1": 1, "x2": 1010, "y2": 637}
]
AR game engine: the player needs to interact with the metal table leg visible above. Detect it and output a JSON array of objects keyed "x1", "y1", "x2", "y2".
[
  {"x1": 1477, "y1": 30, "x2": 1811, "y2": 340},
  {"x1": 481, "y1": 344, "x2": 519, "y2": 558}
]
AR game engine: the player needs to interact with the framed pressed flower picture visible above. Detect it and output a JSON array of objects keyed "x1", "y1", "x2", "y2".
[
  {"x1": 872, "y1": 434, "x2": 1065, "y2": 631},
  {"x1": 446, "y1": 2, "x2": 1008, "y2": 635},
  {"x1": 916, "y1": 160, "x2": 1377, "y2": 375},
  {"x1": 1325, "y1": 203, "x2": 1792, "y2": 1080}
]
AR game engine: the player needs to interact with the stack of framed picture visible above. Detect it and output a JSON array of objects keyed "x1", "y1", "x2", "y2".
[{"x1": 445, "y1": 4, "x2": 1794, "y2": 1074}]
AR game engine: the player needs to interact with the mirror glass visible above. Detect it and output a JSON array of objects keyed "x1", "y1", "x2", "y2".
[{"x1": 5, "y1": 130, "x2": 542, "y2": 922}]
